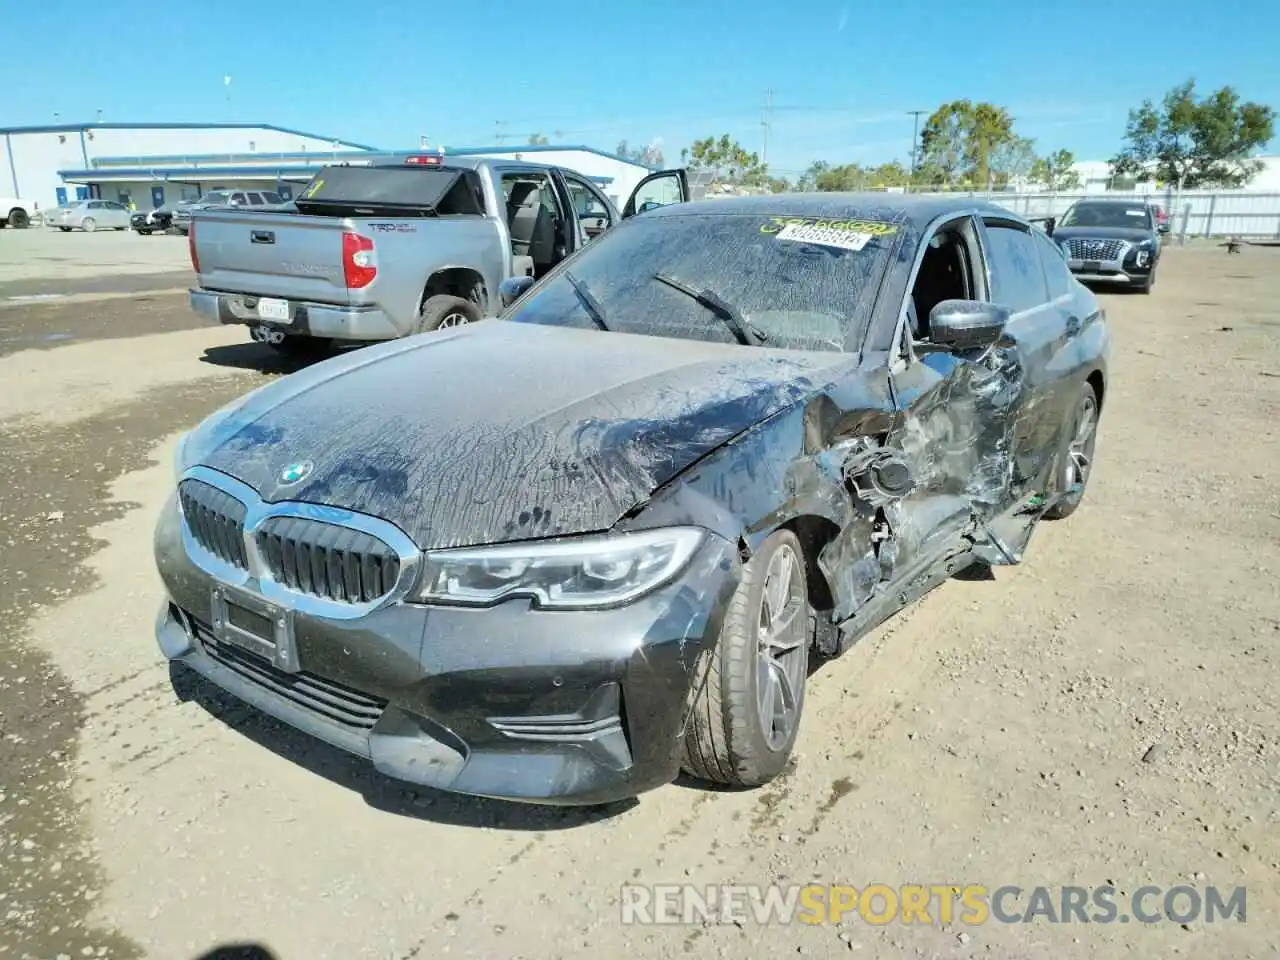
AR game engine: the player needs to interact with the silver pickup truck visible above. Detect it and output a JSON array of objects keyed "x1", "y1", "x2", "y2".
[{"x1": 187, "y1": 155, "x2": 690, "y2": 355}]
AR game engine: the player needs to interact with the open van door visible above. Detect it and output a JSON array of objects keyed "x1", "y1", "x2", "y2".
[{"x1": 622, "y1": 169, "x2": 690, "y2": 219}]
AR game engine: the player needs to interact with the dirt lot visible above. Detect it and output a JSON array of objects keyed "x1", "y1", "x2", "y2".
[{"x1": 1, "y1": 246, "x2": 1277, "y2": 960}]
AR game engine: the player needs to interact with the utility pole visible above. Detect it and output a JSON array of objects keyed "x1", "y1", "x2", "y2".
[
  {"x1": 761, "y1": 89, "x2": 774, "y2": 167},
  {"x1": 907, "y1": 110, "x2": 925, "y2": 181}
]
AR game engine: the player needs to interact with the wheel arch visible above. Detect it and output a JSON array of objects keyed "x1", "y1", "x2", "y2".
[{"x1": 420, "y1": 266, "x2": 489, "y2": 315}]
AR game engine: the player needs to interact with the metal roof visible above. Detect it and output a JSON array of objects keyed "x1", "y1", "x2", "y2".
[{"x1": 0, "y1": 121, "x2": 377, "y2": 151}]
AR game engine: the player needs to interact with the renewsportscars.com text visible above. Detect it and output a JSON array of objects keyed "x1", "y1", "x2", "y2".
[{"x1": 620, "y1": 883, "x2": 1247, "y2": 927}]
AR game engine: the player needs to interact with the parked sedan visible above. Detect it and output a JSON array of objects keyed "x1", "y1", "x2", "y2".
[
  {"x1": 154, "y1": 194, "x2": 1109, "y2": 806},
  {"x1": 1048, "y1": 198, "x2": 1168, "y2": 293},
  {"x1": 44, "y1": 199, "x2": 131, "y2": 232}
]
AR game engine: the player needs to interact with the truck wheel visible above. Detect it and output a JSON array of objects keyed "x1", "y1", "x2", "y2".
[
  {"x1": 413, "y1": 294, "x2": 482, "y2": 334},
  {"x1": 681, "y1": 529, "x2": 812, "y2": 788},
  {"x1": 7, "y1": 208, "x2": 29, "y2": 229}
]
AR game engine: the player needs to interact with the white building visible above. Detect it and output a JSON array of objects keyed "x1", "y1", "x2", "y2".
[
  {"x1": 1068, "y1": 156, "x2": 1280, "y2": 193},
  {"x1": 0, "y1": 120, "x2": 657, "y2": 213}
]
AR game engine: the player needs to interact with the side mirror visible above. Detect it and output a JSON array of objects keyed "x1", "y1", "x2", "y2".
[
  {"x1": 928, "y1": 300, "x2": 1010, "y2": 352},
  {"x1": 499, "y1": 275, "x2": 536, "y2": 308},
  {"x1": 637, "y1": 201, "x2": 662, "y2": 214}
]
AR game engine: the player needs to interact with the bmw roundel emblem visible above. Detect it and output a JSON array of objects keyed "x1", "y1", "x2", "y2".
[{"x1": 278, "y1": 460, "x2": 314, "y2": 486}]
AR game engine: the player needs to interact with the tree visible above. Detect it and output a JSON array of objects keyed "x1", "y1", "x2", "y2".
[
  {"x1": 990, "y1": 135, "x2": 1039, "y2": 188},
  {"x1": 1029, "y1": 149, "x2": 1082, "y2": 191},
  {"x1": 680, "y1": 135, "x2": 768, "y2": 187},
  {"x1": 616, "y1": 139, "x2": 664, "y2": 168},
  {"x1": 918, "y1": 100, "x2": 1016, "y2": 188},
  {"x1": 796, "y1": 160, "x2": 830, "y2": 192},
  {"x1": 1111, "y1": 79, "x2": 1276, "y2": 189},
  {"x1": 528, "y1": 132, "x2": 549, "y2": 146}
]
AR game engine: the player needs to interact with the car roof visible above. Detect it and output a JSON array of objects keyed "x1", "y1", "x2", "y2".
[{"x1": 645, "y1": 191, "x2": 1019, "y2": 227}]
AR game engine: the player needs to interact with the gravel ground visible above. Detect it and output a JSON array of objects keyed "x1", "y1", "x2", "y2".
[{"x1": 0, "y1": 246, "x2": 1277, "y2": 960}]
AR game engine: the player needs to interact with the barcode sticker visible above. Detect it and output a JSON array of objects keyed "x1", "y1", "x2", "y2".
[{"x1": 775, "y1": 222, "x2": 873, "y2": 251}]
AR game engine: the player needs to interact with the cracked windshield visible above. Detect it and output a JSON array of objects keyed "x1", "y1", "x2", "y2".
[{"x1": 1, "y1": 0, "x2": 1276, "y2": 958}]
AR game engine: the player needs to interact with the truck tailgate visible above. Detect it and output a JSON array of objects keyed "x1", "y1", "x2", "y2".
[{"x1": 193, "y1": 211, "x2": 350, "y2": 304}]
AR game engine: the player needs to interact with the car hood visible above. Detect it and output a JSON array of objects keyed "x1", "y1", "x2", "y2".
[
  {"x1": 1053, "y1": 226, "x2": 1154, "y2": 243},
  {"x1": 188, "y1": 321, "x2": 856, "y2": 549}
]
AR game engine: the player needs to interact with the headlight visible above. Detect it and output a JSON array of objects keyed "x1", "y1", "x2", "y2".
[{"x1": 415, "y1": 527, "x2": 706, "y2": 609}]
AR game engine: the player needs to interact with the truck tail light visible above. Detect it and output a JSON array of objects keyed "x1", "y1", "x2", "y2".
[
  {"x1": 405, "y1": 154, "x2": 443, "y2": 166},
  {"x1": 342, "y1": 231, "x2": 376, "y2": 288},
  {"x1": 188, "y1": 221, "x2": 199, "y2": 273}
]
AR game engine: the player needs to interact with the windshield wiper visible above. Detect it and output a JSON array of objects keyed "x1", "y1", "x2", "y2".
[
  {"x1": 564, "y1": 271, "x2": 609, "y2": 331},
  {"x1": 652, "y1": 272, "x2": 767, "y2": 346}
]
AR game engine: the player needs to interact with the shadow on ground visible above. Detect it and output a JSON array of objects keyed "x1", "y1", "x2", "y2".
[
  {"x1": 195, "y1": 946, "x2": 280, "y2": 960},
  {"x1": 198, "y1": 342, "x2": 323, "y2": 376},
  {"x1": 169, "y1": 663, "x2": 637, "y2": 829}
]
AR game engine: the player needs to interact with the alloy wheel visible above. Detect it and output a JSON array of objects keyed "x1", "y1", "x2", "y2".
[{"x1": 755, "y1": 543, "x2": 808, "y2": 752}]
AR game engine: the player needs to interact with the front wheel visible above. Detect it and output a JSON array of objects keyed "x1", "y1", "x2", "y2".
[
  {"x1": 7, "y1": 208, "x2": 29, "y2": 229},
  {"x1": 1044, "y1": 383, "x2": 1100, "y2": 520},
  {"x1": 412, "y1": 294, "x2": 482, "y2": 334},
  {"x1": 59, "y1": 227, "x2": 71, "y2": 233},
  {"x1": 81, "y1": 217, "x2": 96, "y2": 232},
  {"x1": 682, "y1": 529, "x2": 812, "y2": 787}
]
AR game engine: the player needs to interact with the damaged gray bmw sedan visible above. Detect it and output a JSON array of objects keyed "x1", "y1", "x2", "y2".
[{"x1": 154, "y1": 193, "x2": 1109, "y2": 805}]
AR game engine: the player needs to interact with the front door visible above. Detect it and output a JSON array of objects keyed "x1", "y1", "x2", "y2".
[
  {"x1": 882, "y1": 215, "x2": 1027, "y2": 576},
  {"x1": 621, "y1": 169, "x2": 689, "y2": 219}
]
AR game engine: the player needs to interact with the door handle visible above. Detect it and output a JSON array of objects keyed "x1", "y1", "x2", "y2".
[{"x1": 251, "y1": 230, "x2": 275, "y2": 244}]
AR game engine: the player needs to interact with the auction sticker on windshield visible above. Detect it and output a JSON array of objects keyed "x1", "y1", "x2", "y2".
[{"x1": 761, "y1": 216, "x2": 898, "y2": 253}]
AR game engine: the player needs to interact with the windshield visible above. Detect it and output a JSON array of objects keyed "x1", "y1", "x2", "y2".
[
  {"x1": 506, "y1": 212, "x2": 899, "y2": 352},
  {"x1": 1060, "y1": 203, "x2": 1152, "y2": 230}
]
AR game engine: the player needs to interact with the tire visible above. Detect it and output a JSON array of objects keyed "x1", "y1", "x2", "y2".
[
  {"x1": 7, "y1": 208, "x2": 29, "y2": 229},
  {"x1": 1044, "y1": 382, "x2": 1100, "y2": 520},
  {"x1": 81, "y1": 217, "x2": 96, "y2": 232},
  {"x1": 59, "y1": 227, "x2": 71, "y2": 233},
  {"x1": 682, "y1": 529, "x2": 812, "y2": 787},
  {"x1": 138, "y1": 229, "x2": 152, "y2": 236},
  {"x1": 411, "y1": 294, "x2": 482, "y2": 334}
]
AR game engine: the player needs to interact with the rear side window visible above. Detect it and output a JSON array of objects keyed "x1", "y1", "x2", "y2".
[
  {"x1": 983, "y1": 222, "x2": 1049, "y2": 313},
  {"x1": 1034, "y1": 230, "x2": 1074, "y2": 300},
  {"x1": 247, "y1": 193, "x2": 265, "y2": 205}
]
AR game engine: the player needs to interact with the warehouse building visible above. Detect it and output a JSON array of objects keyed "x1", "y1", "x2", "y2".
[{"x1": 1, "y1": 120, "x2": 657, "y2": 214}]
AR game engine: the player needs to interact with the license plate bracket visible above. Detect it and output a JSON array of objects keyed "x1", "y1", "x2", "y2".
[
  {"x1": 257, "y1": 297, "x2": 291, "y2": 322},
  {"x1": 1083, "y1": 260, "x2": 1102, "y2": 272},
  {"x1": 210, "y1": 587, "x2": 300, "y2": 672}
]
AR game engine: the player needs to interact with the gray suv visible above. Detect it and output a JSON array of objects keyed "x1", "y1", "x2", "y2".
[{"x1": 170, "y1": 189, "x2": 284, "y2": 234}]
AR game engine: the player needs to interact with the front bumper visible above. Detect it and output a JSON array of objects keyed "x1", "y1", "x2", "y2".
[
  {"x1": 153, "y1": 495, "x2": 739, "y2": 805},
  {"x1": 1064, "y1": 244, "x2": 1156, "y2": 286},
  {"x1": 189, "y1": 288, "x2": 403, "y2": 341}
]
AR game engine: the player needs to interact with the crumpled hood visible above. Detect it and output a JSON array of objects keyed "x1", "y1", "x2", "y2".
[
  {"x1": 1053, "y1": 226, "x2": 1155, "y2": 244},
  {"x1": 189, "y1": 321, "x2": 855, "y2": 549}
]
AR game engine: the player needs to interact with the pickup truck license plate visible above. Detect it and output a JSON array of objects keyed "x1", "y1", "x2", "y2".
[{"x1": 257, "y1": 298, "x2": 290, "y2": 322}]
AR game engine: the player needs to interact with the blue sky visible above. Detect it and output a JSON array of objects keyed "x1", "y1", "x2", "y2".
[{"x1": 5, "y1": 0, "x2": 1277, "y2": 176}]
